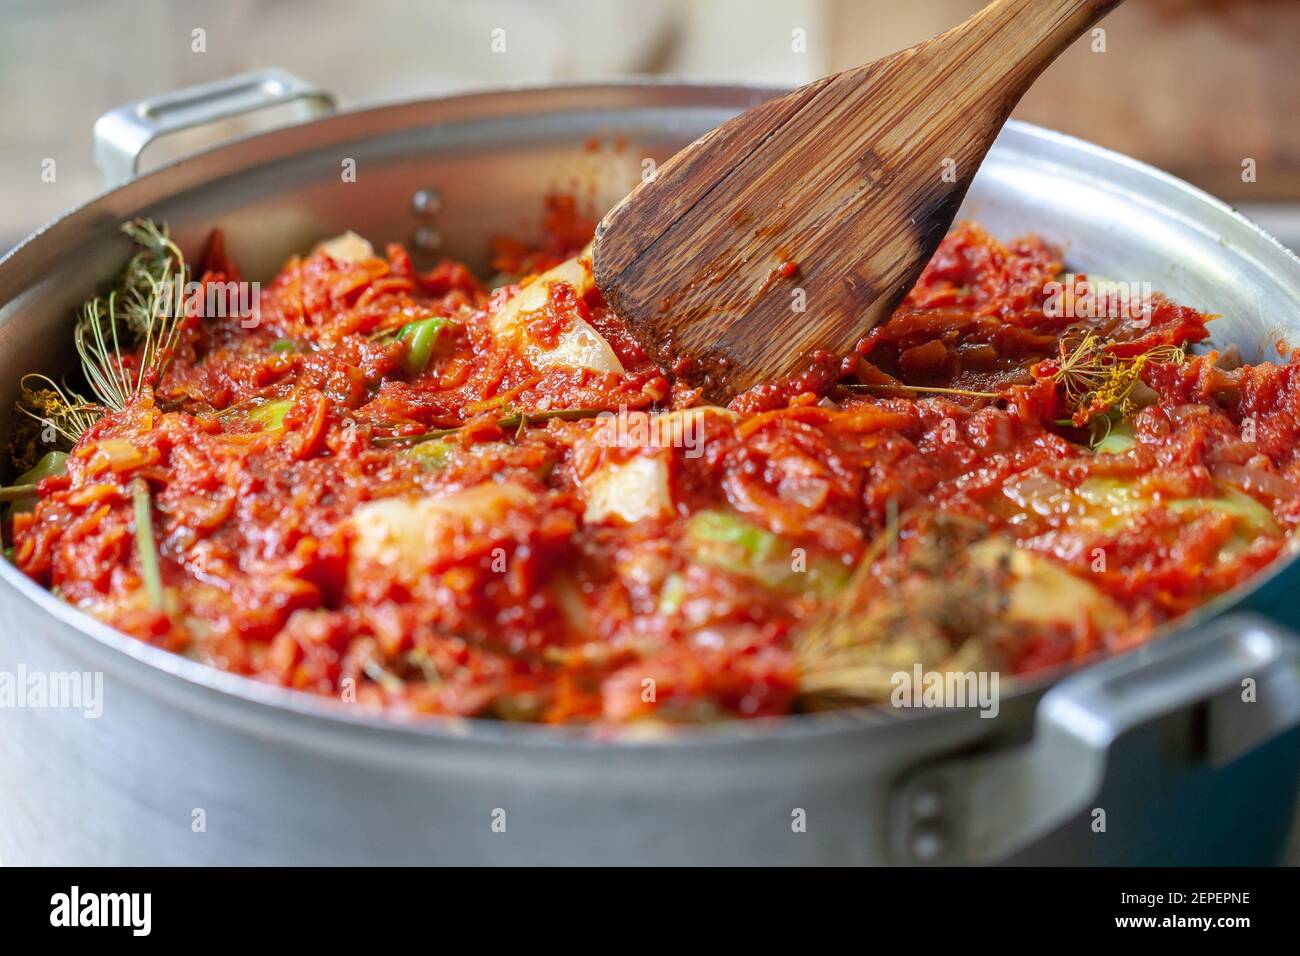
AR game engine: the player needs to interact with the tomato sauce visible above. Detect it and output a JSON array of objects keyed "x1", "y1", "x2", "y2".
[{"x1": 11, "y1": 206, "x2": 1299, "y2": 723}]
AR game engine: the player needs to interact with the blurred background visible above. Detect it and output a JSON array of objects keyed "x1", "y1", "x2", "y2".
[{"x1": 1, "y1": 0, "x2": 1298, "y2": 254}]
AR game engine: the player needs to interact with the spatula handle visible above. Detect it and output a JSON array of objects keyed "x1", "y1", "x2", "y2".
[{"x1": 945, "y1": 0, "x2": 1125, "y2": 99}]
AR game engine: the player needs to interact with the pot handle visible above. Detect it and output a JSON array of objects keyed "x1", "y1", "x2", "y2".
[
  {"x1": 888, "y1": 612, "x2": 1300, "y2": 864},
  {"x1": 93, "y1": 68, "x2": 336, "y2": 188}
]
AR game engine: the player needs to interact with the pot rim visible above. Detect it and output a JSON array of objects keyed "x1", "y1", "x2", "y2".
[{"x1": 2, "y1": 79, "x2": 1297, "y2": 748}]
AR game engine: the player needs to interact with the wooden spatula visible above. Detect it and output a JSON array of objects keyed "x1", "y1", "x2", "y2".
[{"x1": 592, "y1": 0, "x2": 1124, "y2": 402}]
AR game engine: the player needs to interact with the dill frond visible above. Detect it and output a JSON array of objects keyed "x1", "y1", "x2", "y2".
[
  {"x1": 9, "y1": 374, "x2": 101, "y2": 472},
  {"x1": 74, "y1": 219, "x2": 188, "y2": 413},
  {"x1": 793, "y1": 511, "x2": 1007, "y2": 706},
  {"x1": 1050, "y1": 332, "x2": 1184, "y2": 437},
  {"x1": 7, "y1": 219, "x2": 187, "y2": 476}
]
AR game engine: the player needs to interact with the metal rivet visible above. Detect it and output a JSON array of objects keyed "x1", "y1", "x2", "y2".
[
  {"x1": 411, "y1": 226, "x2": 442, "y2": 252},
  {"x1": 910, "y1": 787, "x2": 944, "y2": 820},
  {"x1": 412, "y1": 188, "x2": 442, "y2": 217},
  {"x1": 910, "y1": 825, "x2": 946, "y2": 862}
]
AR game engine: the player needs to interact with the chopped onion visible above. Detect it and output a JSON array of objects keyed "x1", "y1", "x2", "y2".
[
  {"x1": 1212, "y1": 462, "x2": 1295, "y2": 502},
  {"x1": 1002, "y1": 471, "x2": 1074, "y2": 517}
]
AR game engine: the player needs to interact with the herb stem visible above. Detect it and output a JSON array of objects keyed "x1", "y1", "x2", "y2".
[
  {"x1": 132, "y1": 478, "x2": 165, "y2": 612},
  {"x1": 374, "y1": 407, "x2": 608, "y2": 446},
  {"x1": 839, "y1": 383, "x2": 1001, "y2": 399}
]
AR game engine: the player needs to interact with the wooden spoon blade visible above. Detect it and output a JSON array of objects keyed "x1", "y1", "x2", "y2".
[
  {"x1": 592, "y1": 0, "x2": 1123, "y2": 402},
  {"x1": 594, "y1": 54, "x2": 978, "y2": 402}
]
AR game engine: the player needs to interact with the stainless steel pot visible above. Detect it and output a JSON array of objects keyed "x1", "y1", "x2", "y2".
[{"x1": 1, "y1": 72, "x2": 1298, "y2": 866}]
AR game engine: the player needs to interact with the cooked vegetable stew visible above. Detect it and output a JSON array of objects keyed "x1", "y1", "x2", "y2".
[{"x1": 6, "y1": 198, "x2": 1298, "y2": 722}]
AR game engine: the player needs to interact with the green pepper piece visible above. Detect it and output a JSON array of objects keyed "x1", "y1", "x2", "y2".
[
  {"x1": 398, "y1": 317, "x2": 449, "y2": 375},
  {"x1": 16, "y1": 451, "x2": 69, "y2": 486},
  {"x1": 684, "y1": 510, "x2": 847, "y2": 597},
  {"x1": 4, "y1": 451, "x2": 70, "y2": 513},
  {"x1": 247, "y1": 398, "x2": 292, "y2": 432},
  {"x1": 1094, "y1": 422, "x2": 1137, "y2": 455},
  {"x1": 269, "y1": 339, "x2": 299, "y2": 354},
  {"x1": 687, "y1": 510, "x2": 783, "y2": 568}
]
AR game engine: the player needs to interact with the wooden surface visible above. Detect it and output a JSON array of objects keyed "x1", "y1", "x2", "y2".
[{"x1": 593, "y1": 0, "x2": 1122, "y2": 400}]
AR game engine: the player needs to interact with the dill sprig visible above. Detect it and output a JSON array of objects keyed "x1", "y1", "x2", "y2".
[
  {"x1": 15, "y1": 374, "x2": 99, "y2": 444},
  {"x1": 1050, "y1": 332, "x2": 1183, "y2": 432},
  {"x1": 9, "y1": 374, "x2": 101, "y2": 471},
  {"x1": 76, "y1": 219, "x2": 188, "y2": 412},
  {"x1": 793, "y1": 511, "x2": 1006, "y2": 705},
  {"x1": 7, "y1": 220, "x2": 187, "y2": 474}
]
